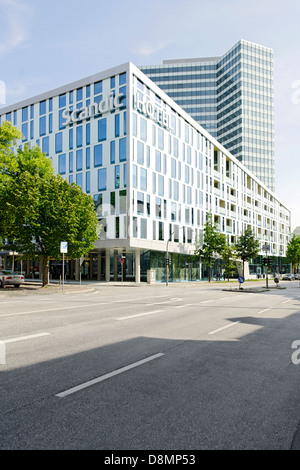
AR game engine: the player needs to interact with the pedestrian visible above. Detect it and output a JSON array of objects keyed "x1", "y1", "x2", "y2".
[{"x1": 223, "y1": 272, "x2": 226, "y2": 281}]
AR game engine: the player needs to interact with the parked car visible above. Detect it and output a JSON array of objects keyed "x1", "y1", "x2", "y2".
[
  {"x1": 294, "y1": 273, "x2": 300, "y2": 280},
  {"x1": 282, "y1": 273, "x2": 295, "y2": 281},
  {"x1": 0, "y1": 270, "x2": 25, "y2": 288}
]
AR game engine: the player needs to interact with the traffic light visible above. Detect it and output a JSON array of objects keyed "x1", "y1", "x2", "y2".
[
  {"x1": 166, "y1": 257, "x2": 171, "y2": 267},
  {"x1": 262, "y1": 257, "x2": 271, "y2": 269}
]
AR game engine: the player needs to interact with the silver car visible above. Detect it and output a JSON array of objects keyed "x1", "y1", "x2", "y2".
[
  {"x1": 0, "y1": 270, "x2": 25, "y2": 288},
  {"x1": 282, "y1": 273, "x2": 295, "y2": 281}
]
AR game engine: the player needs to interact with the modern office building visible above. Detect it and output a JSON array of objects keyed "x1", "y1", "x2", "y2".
[
  {"x1": 140, "y1": 39, "x2": 275, "y2": 192},
  {"x1": 0, "y1": 61, "x2": 290, "y2": 282}
]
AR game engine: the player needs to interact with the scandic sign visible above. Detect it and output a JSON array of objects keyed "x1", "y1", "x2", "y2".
[{"x1": 62, "y1": 93, "x2": 125, "y2": 126}]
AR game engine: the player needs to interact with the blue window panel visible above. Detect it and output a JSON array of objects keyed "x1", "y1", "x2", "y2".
[
  {"x1": 86, "y1": 123, "x2": 90, "y2": 145},
  {"x1": 39, "y1": 101, "x2": 46, "y2": 116},
  {"x1": 94, "y1": 81, "x2": 103, "y2": 95},
  {"x1": 76, "y1": 172, "x2": 83, "y2": 188},
  {"x1": 49, "y1": 98, "x2": 53, "y2": 112},
  {"x1": 13, "y1": 111, "x2": 17, "y2": 125},
  {"x1": 119, "y1": 73, "x2": 126, "y2": 86},
  {"x1": 115, "y1": 165, "x2": 120, "y2": 189},
  {"x1": 58, "y1": 154, "x2": 66, "y2": 174},
  {"x1": 30, "y1": 105, "x2": 34, "y2": 119},
  {"x1": 124, "y1": 111, "x2": 127, "y2": 135},
  {"x1": 42, "y1": 136, "x2": 49, "y2": 156},
  {"x1": 76, "y1": 125, "x2": 83, "y2": 148},
  {"x1": 86, "y1": 148, "x2": 90, "y2": 169},
  {"x1": 115, "y1": 114, "x2": 120, "y2": 137},
  {"x1": 49, "y1": 114, "x2": 53, "y2": 134},
  {"x1": 76, "y1": 88, "x2": 83, "y2": 102},
  {"x1": 98, "y1": 118, "x2": 107, "y2": 142},
  {"x1": 69, "y1": 91, "x2": 74, "y2": 104},
  {"x1": 123, "y1": 163, "x2": 127, "y2": 188},
  {"x1": 69, "y1": 128, "x2": 73, "y2": 150},
  {"x1": 76, "y1": 149, "x2": 83, "y2": 171},
  {"x1": 98, "y1": 168, "x2": 107, "y2": 191},
  {"x1": 6, "y1": 112, "x2": 11, "y2": 122},
  {"x1": 30, "y1": 120, "x2": 34, "y2": 140},
  {"x1": 39, "y1": 116, "x2": 46, "y2": 136},
  {"x1": 133, "y1": 113, "x2": 137, "y2": 137},
  {"x1": 22, "y1": 122, "x2": 28, "y2": 141},
  {"x1": 111, "y1": 76, "x2": 115, "y2": 89},
  {"x1": 69, "y1": 175, "x2": 73, "y2": 184},
  {"x1": 119, "y1": 137, "x2": 126, "y2": 162},
  {"x1": 59, "y1": 94, "x2": 66, "y2": 108},
  {"x1": 22, "y1": 107, "x2": 28, "y2": 122},
  {"x1": 76, "y1": 101, "x2": 83, "y2": 110},
  {"x1": 55, "y1": 132, "x2": 63, "y2": 154},
  {"x1": 59, "y1": 109, "x2": 66, "y2": 130},
  {"x1": 94, "y1": 94, "x2": 103, "y2": 108},
  {"x1": 140, "y1": 117, "x2": 147, "y2": 141},
  {"x1": 94, "y1": 144, "x2": 102, "y2": 167},
  {"x1": 86, "y1": 171, "x2": 90, "y2": 193},
  {"x1": 86, "y1": 85, "x2": 90, "y2": 99},
  {"x1": 110, "y1": 141, "x2": 115, "y2": 164},
  {"x1": 69, "y1": 152, "x2": 73, "y2": 173},
  {"x1": 133, "y1": 165, "x2": 137, "y2": 188}
]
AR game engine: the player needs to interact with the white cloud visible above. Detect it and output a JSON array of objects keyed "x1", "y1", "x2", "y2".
[{"x1": 0, "y1": 0, "x2": 33, "y2": 56}]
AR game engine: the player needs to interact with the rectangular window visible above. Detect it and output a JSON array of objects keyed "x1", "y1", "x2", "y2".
[
  {"x1": 133, "y1": 217, "x2": 138, "y2": 238},
  {"x1": 124, "y1": 111, "x2": 127, "y2": 135},
  {"x1": 49, "y1": 114, "x2": 53, "y2": 134},
  {"x1": 155, "y1": 150, "x2": 161, "y2": 172},
  {"x1": 76, "y1": 125, "x2": 83, "y2": 147},
  {"x1": 133, "y1": 113, "x2": 137, "y2": 137},
  {"x1": 94, "y1": 81, "x2": 103, "y2": 95},
  {"x1": 115, "y1": 165, "x2": 120, "y2": 189},
  {"x1": 137, "y1": 141, "x2": 144, "y2": 165},
  {"x1": 94, "y1": 144, "x2": 103, "y2": 167},
  {"x1": 119, "y1": 73, "x2": 126, "y2": 86},
  {"x1": 86, "y1": 147, "x2": 90, "y2": 169},
  {"x1": 119, "y1": 137, "x2": 126, "y2": 162},
  {"x1": 159, "y1": 221, "x2": 164, "y2": 241},
  {"x1": 30, "y1": 120, "x2": 34, "y2": 140},
  {"x1": 141, "y1": 219, "x2": 147, "y2": 239},
  {"x1": 110, "y1": 192, "x2": 115, "y2": 215},
  {"x1": 49, "y1": 98, "x2": 53, "y2": 112},
  {"x1": 22, "y1": 123, "x2": 28, "y2": 141},
  {"x1": 58, "y1": 154, "x2": 66, "y2": 174},
  {"x1": 55, "y1": 132, "x2": 63, "y2": 153},
  {"x1": 98, "y1": 118, "x2": 107, "y2": 142},
  {"x1": 59, "y1": 109, "x2": 66, "y2": 130},
  {"x1": 42, "y1": 136, "x2": 49, "y2": 156},
  {"x1": 111, "y1": 76, "x2": 115, "y2": 89},
  {"x1": 140, "y1": 117, "x2": 147, "y2": 141},
  {"x1": 69, "y1": 128, "x2": 73, "y2": 150},
  {"x1": 123, "y1": 163, "x2": 127, "y2": 188},
  {"x1": 86, "y1": 171, "x2": 90, "y2": 193},
  {"x1": 69, "y1": 152, "x2": 73, "y2": 173},
  {"x1": 98, "y1": 168, "x2": 107, "y2": 191},
  {"x1": 140, "y1": 168, "x2": 147, "y2": 191},
  {"x1": 39, "y1": 101, "x2": 46, "y2": 116},
  {"x1": 86, "y1": 123, "x2": 90, "y2": 146},
  {"x1": 22, "y1": 107, "x2": 28, "y2": 122},
  {"x1": 76, "y1": 88, "x2": 83, "y2": 102},
  {"x1": 120, "y1": 190, "x2": 126, "y2": 214},
  {"x1": 69, "y1": 91, "x2": 74, "y2": 104},
  {"x1": 30, "y1": 105, "x2": 34, "y2": 120},
  {"x1": 39, "y1": 116, "x2": 46, "y2": 136},
  {"x1": 158, "y1": 128, "x2": 164, "y2": 150},
  {"x1": 59, "y1": 94, "x2": 66, "y2": 109},
  {"x1": 156, "y1": 197, "x2": 162, "y2": 219},
  {"x1": 115, "y1": 114, "x2": 120, "y2": 137},
  {"x1": 86, "y1": 85, "x2": 90, "y2": 99},
  {"x1": 76, "y1": 172, "x2": 83, "y2": 188},
  {"x1": 137, "y1": 192, "x2": 144, "y2": 215},
  {"x1": 76, "y1": 149, "x2": 83, "y2": 171},
  {"x1": 158, "y1": 175, "x2": 164, "y2": 196},
  {"x1": 133, "y1": 164, "x2": 137, "y2": 188},
  {"x1": 110, "y1": 141, "x2": 115, "y2": 164}
]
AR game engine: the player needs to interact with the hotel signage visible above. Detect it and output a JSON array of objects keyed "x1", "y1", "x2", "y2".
[
  {"x1": 133, "y1": 93, "x2": 171, "y2": 130},
  {"x1": 62, "y1": 92, "x2": 125, "y2": 126}
]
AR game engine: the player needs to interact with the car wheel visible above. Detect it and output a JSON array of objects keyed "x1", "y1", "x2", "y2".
[{"x1": 14, "y1": 284, "x2": 20, "y2": 288}]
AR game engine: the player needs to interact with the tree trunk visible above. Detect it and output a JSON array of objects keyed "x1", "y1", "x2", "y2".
[{"x1": 42, "y1": 256, "x2": 50, "y2": 286}]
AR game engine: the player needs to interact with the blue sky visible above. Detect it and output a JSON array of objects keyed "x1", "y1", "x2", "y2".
[{"x1": 1, "y1": 0, "x2": 300, "y2": 229}]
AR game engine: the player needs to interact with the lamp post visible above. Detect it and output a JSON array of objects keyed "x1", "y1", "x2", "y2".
[
  {"x1": 166, "y1": 232, "x2": 174, "y2": 287},
  {"x1": 9, "y1": 251, "x2": 18, "y2": 272}
]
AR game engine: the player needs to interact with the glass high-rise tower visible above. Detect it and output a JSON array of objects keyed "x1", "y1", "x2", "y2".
[{"x1": 140, "y1": 40, "x2": 275, "y2": 191}]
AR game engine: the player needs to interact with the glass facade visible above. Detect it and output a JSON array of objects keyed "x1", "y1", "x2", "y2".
[{"x1": 140, "y1": 39, "x2": 275, "y2": 192}]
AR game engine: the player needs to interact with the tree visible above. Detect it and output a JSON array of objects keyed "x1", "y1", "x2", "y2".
[
  {"x1": 195, "y1": 213, "x2": 226, "y2": 282},
  {"x1": 286, "y1": 235, "x2": 300, "y2": 272},
  {"x1": 234, "y1": 229, "x2": 260, "y2": 278},
  {"x1": 221, "y1": 243, "x2": 236, "y2": 281},
  {"x1": 1, "y1": 172, "x2": 99, "y2": 285}
]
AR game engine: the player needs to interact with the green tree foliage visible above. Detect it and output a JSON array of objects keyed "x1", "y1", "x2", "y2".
[
  {"x1": 221, "y1": 243, "x2": 236, "y2": 281},
  {"x1": 195, "y1": 213, "x2": 226, "y2": 282},
  {"x1": 286, "y1": 235, "x2": 300, "y2": 272},
  {"x1": 0, "y1": 121, "x2": 99, "y2": 285},
  {"x1": 234, "y1": 229, "x2": 260, "y2": 278}
]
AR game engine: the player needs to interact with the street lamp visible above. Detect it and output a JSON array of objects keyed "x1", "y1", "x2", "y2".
[{"x1": 9, "y1": 251, "x2": 18, "y2": 272}]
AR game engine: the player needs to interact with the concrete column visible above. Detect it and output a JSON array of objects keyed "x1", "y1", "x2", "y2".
[
  {"x1": 75, "y1": 259, "x2": 80, "y2": 281},
  {"x1": 114, "y1": 249, "x2": 118, "y2": 281},
  {"x1": 135, "y1": 249, "x2": 140, "y2": 283},
  {"x1": 105, "y1": 249, "x2": 110, "y2": 282}
]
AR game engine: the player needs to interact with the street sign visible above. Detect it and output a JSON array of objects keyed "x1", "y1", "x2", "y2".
[
  {"x1": 238, "y1": 276, "x2": 245, "y2": 284},
  {"x1": 262, "y1": 244, "x2": 270, "y2": 252},
  {"x1": 60, "y1": 242, "x2": 68, "y2": 254},
  {"x1": 119, "y1": 258, "x2": 125, "y2": 264}
]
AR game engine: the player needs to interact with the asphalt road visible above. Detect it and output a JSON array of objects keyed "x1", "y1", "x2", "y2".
[{"x1": 1, "y1": 280, "x2": 300, "y2": 450}]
